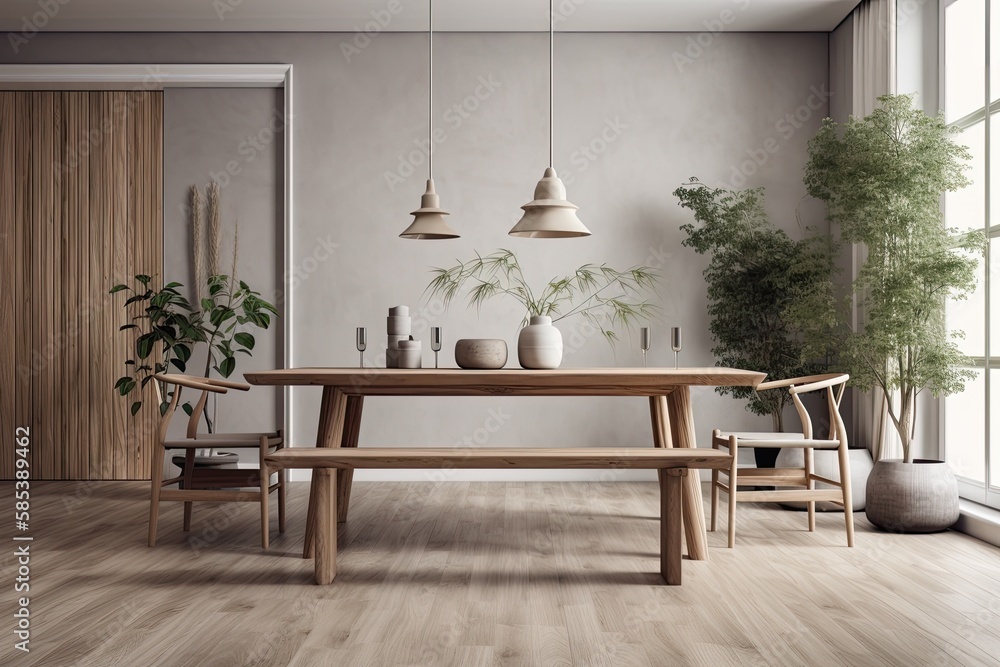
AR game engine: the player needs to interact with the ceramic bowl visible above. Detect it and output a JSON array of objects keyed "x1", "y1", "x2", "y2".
[{"x1": 455, "y1": 339, "x2": 508, "y2": 369}]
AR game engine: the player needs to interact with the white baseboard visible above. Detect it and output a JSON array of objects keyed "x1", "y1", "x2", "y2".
[{"x1": 954, "y1": 500, "x2": 1000, "y2": 549}]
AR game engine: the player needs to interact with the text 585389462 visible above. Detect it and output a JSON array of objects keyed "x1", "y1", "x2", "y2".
[{"x1": 13, "y1": 426, "x2": 31, "y2": 653}]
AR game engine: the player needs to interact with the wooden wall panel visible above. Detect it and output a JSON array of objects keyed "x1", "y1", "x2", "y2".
[
  {"x1": 0, "y1": 91, "x2": 162, "y2": 480},
  {"x1": 90, "y1": 91, "x2": 114, "y2": 480},
  {"x1": 14, "y1": 95, "x2": 32, "y2": 479},
  {"x1": 127, "y1": 92, "x2": 163, "y2": 480},
  {"x1": 0, "y1": 94, "x2": 15, "y2": 480},
  {"x1": 109, "y1": 91, "x2": 129, "y2": 480}
]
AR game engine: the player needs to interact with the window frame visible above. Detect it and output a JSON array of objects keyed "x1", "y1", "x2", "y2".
[{"x1": 941, "y1": 0, "x2": 998, "y2": 509}]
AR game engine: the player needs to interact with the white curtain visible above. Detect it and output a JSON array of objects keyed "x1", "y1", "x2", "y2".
[{"x1": 851, "y1": 0, "x2": 899, "y2": 462}]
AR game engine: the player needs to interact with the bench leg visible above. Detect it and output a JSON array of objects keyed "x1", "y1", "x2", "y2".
[
  {"x1": 314, "y1": 469, "x2": 337, "y2": 585},
  {"x1": 303, "y1": 475, "x2": 317, "y2": 559},
  {"x1": 661, "y1": 469, "x2": 685, "y2": 585}
]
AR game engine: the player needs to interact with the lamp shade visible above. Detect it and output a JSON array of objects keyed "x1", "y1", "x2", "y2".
[
  {"x1": 509, "y1": 167, "x2": 591, "y2": 238},
  {"x1": 400, "y1": 179, "x2": 459, "y2": 240}
]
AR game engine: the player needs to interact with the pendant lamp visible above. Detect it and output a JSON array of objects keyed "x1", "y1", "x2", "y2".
[
  {"x1": 509, "y1": 0, "x2": 591, "y2": 238},
  {"x1": 400, "y1": 0, "x2": 458, "y2": 239}
]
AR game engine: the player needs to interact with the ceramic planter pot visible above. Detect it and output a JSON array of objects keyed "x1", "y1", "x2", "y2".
[
  {"x1": 865, "y1": 459, "x2": 960, "y2": 533},
  {"x1": 517, "y1": 316, "x2": 563, "y2": 369}
]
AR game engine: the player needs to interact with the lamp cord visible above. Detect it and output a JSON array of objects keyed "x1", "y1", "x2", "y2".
[
  {"x1": 429, "y1": 0, "x2": 434, "y2": 181},
  {"x1": 549, "y1": 0, "x2": 553, "y2": 169}
]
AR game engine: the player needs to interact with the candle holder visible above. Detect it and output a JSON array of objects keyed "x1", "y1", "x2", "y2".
[
  {"x1": 431, "y1": 327, "x2": 443, "y2": 368},
  {"x1": 671, "y1": 326, "x2": 682, "y2": 369},
  {"x1": 356, "y1": 327, "x2": 367, "y2": 368},
  {"x1": 640, "y1": 326, "x2": 651, "y2": 367}
]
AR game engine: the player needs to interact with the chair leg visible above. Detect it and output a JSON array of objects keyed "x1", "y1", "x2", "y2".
[
  {"x1": 711, "y1": 469, "x2": 719, "y2": 532},
  {"x1": 710, "y1": 429, "x2": 719, "y2": 532},
  {"x1": 182, "y1": 450, "x2": 195, "y2": 532},
  {"x1": 838, "y1": 445, "x2": 855, "y2": 547},
  {"x1": 275, "y1": 430, "x2": 286, "y2": 534},
  {"x1": 148, "y1": 448, "x2": 164, "y2": 547},
  {"x1": 805, "y1": 447, "x2": 816, "y2": 533},
  {"x1": 260, "y1": 436, "x2": 270, "y2": 549},
  {"x1": 278, "y1": 467, "x2": 287, "y2": 534},
  {"x1": 727, "y1": 435, "x2": 738, "y2": 548}
]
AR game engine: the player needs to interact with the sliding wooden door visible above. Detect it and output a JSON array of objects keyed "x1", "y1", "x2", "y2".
[{"x1": 0, "y1": 91, "x2": 162, "y2": 480}]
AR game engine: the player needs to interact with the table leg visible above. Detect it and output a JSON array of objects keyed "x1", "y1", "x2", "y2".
[
  {"x1": 337, "y1": 396, "x2": 364, "y2": 524},
  {"x1": 661, "y1": 468, "x2": 685, "y2": 585},
  {"x1": 303, "y1": 387, "x2": 348, "y2": 559},
  {"x1": 665, "y1": 386, "x2": 710, "y2": 561},
  {"x1": 314, "y1": 469, "x2": 337, "y2": 584}
]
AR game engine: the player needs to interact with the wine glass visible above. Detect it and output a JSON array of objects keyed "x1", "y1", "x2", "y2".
[
  {"x1": 356, "y1": 327, "x2": 367, "y2": 368},
  {"x1": 671, "y1": 327, "x2": 682, "y2": 369},
  {"x1": 640, "y1": 326, "x2": 651, "y2": 367},
  {"x1": 431, "y1": 327, "x2": 442, "y2": 368}
]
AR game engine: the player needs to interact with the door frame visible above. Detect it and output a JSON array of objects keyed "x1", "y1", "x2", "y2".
[{"x1": 0, "y1": 64, "x2": 296, "y2": 450}]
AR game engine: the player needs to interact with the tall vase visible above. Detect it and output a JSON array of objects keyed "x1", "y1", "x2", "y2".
[{"x1": 517, "y1": 316, "x2": 563, "y2": 369}]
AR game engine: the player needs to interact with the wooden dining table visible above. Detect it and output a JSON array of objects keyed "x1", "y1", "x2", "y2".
[{"x1": 245, "y1": 367, "x2": 766, "y2": 561}]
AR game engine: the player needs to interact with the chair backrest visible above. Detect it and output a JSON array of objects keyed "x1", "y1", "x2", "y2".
[
  {"x1": 151, "y1": 374, "x2": 249, "y2": 442},
  {"x1": 756, "y1": 373, "x2": 850, "y2": 443}
]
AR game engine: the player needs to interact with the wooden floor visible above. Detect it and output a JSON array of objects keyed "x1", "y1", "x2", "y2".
[{"x1": 1, "y1": 481, "x2": 999, "y2": 667}]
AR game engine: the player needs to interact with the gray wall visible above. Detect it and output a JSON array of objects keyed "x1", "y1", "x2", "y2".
[
  {"x1": 4, "y1": 31, "x2": 831, "y2": 480},
  {"x1": 163, "y1": 88, "x2": 283, "y2": 439}
]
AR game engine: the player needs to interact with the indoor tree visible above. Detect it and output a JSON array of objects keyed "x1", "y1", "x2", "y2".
[
  {"x1": 804, "y1": 94, "x2": 985, "y2": 463},
  {"x1": 674, "y1": 179, "x2": 839, "y2": 439}
]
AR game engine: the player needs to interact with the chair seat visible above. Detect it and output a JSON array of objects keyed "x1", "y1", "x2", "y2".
[
  {"x1": 163, "y1": 433, "x2": 282, "y2": 449},
  {"x1": 171, "y1": 452, "x2": 240, "y2": 467},
  {"x1": 714, "y1": 432, "x2": 840, "y2": 450},
  {"x1": 718, "y1": 431, "x2": 804, "y2": 441}
]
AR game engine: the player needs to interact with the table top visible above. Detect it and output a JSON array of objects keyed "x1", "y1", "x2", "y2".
[{"x1": 244, "y1": 367, "x2": 766, "y2": 396}]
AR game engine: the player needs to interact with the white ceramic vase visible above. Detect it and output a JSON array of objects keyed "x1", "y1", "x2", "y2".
[{"x1": 517, "y1": 315, "x2": 563, "y2": 369}]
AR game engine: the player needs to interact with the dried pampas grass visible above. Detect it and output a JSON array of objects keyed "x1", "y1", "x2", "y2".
[
  {"x1": 207, "y1": 181, "x2": 222, "y2": 277},
  {"x1": 190, "y1": 185, "x2": 205, "y2": 302},
  {"x1": 230, "y1": 221, "x2": 240, "y2": 285}
]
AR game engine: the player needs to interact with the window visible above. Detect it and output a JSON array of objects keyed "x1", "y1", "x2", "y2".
[{"x1": 943, "y1": 0, "x2": 998, "y2": 508}]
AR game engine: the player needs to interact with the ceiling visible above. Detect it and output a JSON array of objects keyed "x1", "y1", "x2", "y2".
[{"x1": 0, "y1": 0, "x2": 858, "y2": 33}]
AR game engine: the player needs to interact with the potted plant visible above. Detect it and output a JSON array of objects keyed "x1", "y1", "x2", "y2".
[
  {"x1": 111, "y1": 271, "x2": 278, "y2": 428},
  {"x1": 674, "y1": 180, "x2": 843, "y2": 470},
  {"x1": 111, "y1": 269, "x2": 277, "y2": 473},
  {"x1": 424, "y1": 248, "x2": 658, "y2": 368},
  {"x1": 805, "y1": 94, "x2": 986, "y2": 532}
]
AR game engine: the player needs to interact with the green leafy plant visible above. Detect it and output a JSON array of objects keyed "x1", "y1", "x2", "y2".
[
  {"x1": 805, "y1": 94, "x2": 986, "y2": 462},
  {"x1": 110, "y1": 275, "x2": 205, "y2": 418},
  {"x1": 425, "y1": 248, "x2": 658, "y2": 345},
  {"x1": 198, "y1": 273, "x2": 278, "y2": 381},
  {"x1": 674, "y1": 179, "x2": 840, "y2": 432},
  {"x1": 111, "y1": 272, "x2": 277, "y2": 428}
]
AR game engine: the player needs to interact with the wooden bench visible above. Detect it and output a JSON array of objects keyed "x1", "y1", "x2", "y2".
[{"x1": 265, "y1": 447, "x2": 732, "y2": 586}]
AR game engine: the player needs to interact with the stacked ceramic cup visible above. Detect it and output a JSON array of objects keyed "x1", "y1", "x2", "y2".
[{"x1": 386, "y1": 306, "x2": 421, "y2": 368}]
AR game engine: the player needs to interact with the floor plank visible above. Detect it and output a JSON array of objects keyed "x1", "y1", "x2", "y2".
[{"x1": 0, "y1": 481, "x2": 997, "y2": 667}]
